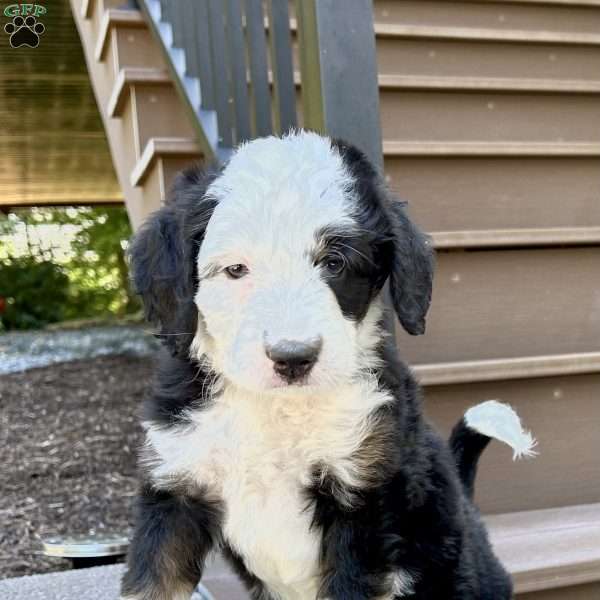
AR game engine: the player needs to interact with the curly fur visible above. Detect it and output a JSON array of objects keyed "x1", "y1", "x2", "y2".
[{"x1": 122, "y1": 132, "x2": 516, "y2": 600}]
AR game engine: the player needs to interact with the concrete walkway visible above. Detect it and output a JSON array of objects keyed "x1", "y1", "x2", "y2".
[
  {"x1": 0, "y1": 325, "x2": 158, "y2": 375},
  {"x1": 0, "y1": 555, "x2": 248, "y2": 600}
]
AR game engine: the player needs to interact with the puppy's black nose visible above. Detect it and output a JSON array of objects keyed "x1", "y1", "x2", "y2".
[{"x1": 265, "y1": 338, "x2": 322, "y2": 383}]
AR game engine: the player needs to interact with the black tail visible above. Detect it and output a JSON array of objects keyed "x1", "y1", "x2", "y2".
[{"x1": 449, "y1": 418, "x2": 491, "y2": 500}]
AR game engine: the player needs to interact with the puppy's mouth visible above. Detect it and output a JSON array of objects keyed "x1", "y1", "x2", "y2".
[
  {"x1": 270, "y1": 375, "x2": 312, "y2": 389},
  {"x1": 261, "y1": 369, "x2": 320, "y2": 391}
]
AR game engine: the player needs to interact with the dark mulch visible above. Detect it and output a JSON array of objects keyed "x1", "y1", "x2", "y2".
[{"x1": 0, "y1": 355, "x2": 154, "y2": 579}]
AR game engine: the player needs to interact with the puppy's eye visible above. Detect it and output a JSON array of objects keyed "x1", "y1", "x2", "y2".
[
  {"x1": 322, "y1": 256, "x2": 345, "y2": 276},
  {"x1": 224, "y1": 264, "x2": 249, "y2": 279}
]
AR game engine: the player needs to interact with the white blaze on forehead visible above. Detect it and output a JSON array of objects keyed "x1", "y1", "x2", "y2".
[
  {"x1": 190, "y1": 131, "x2": 377, "y2": 391},
  {"x1": 198, "y1": 131, "x2": 356, "y2": 267}
]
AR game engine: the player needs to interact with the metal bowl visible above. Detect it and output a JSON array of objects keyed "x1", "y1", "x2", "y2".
[{"x1": 42, "y1": 533, "x2": 129, "y2": 558}]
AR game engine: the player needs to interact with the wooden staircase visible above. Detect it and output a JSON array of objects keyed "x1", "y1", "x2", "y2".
[
  {"x1": 70, "y1": 1, "x2": 600, "y2": 598},
  {"x1": 72, "y1": 0, "x2": 201, "y2": 229}
]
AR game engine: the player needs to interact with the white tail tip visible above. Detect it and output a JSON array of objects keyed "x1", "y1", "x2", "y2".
[{"x1": 465, "y1": 400, "x2": 538, "y2": 460}]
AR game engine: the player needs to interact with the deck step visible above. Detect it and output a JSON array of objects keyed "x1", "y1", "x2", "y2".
[
  {"x1": 430, "y1": 227, "x2": 600, "y2": 249},
  {"x1": 424, "y1": 368, "x2": 600, "y2": 514},
  {"x1": 379, "y1": 74, "x2": 600, "y2": 93},
  {"x1": 107, "y1": 67, "x2": 170, "y2": 117},
  {"x1": 415, "y1": 351, "x2": 600, "y2": 385},
  {"x1": 383, "y1": 140, "x2": 600, "y2": 156},
  {"x1": 376, "y1": 23, "x2": 600, "y2": 45},
  {"x1": 380, "y1": 89, "x2": 600, "y2": 146},
  {"x1": 95, "y1": 8, "x2": 145, "y2": 62},
  {"x1": 383, "y1": 155, "x2": 600, "y2": 234},
  {"x1": 396, "y1": 247, "x2": 600, "y2": 365},
  {"x1": 487, "y1": 503, "x2": 600, "y2": 594},
  {"x1": 131, "y1": 137, "x2": 201, "y2": 187}
]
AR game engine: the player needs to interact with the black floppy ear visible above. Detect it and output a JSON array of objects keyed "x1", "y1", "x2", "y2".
[
  {"x1": 388, "y1": 201, "x2": 435, "y2": 336},
  {"x1": 128, "y1": 166, "x2": 217, "y2": 356},
  {"x1": 330, "y1": 137, "x2": 434, "y2": 334}
]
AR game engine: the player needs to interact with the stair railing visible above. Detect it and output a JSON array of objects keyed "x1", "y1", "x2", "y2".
[{"x1": 137, "y1": 0, "x2": 383, "y2": 170}]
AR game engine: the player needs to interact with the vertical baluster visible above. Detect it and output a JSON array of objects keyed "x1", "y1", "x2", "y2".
[
  {"x1": 207, "y1": 0, "x2": 234, "y2": 149},
  {"x1": 169, "y1": 0, "x2": 186, "y2": 49},
  {"x1": 294, "y1": 0, "x2": 322, "y2": 132},
  {"x1": 193, "y1": 0, "x2": 216, "y2": 111},
  {"x1": 159, "y1": 0, "x2": 171, "y2": 24},
  {"x1": 181, "y1": 0, "x2": 200, "y2": 77},
  {"x1": 244, "y1": 0, "x2": 272, "y2": 137},
  {"x1": 295, "y1": 0, "x2": 382, "y2": 169},
  {"x1": 266, "y1": 0, "x2": 297, "y2": 134},
  {"x1": 226, "y1": 0, "x2": 252, "y2": 143}
]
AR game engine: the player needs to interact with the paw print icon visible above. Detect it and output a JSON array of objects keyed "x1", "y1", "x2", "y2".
[{"x1": 4, "y1": 15, "x2": 45, "y2": 48}]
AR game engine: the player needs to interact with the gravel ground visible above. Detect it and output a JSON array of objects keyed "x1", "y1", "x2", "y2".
[{"x1": 0, "y1": 355, "x2": 153, "y2": 579}]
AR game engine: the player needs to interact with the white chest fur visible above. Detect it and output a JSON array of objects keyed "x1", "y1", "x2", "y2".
[{"x1": 145, "y1": 381, "x2": 392, "y2": 599}]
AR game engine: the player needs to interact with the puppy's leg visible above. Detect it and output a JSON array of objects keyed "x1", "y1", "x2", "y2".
[
  {"x1": 121, "y1": 484, "x2": 222, "y2": 600},
  {"x1": 317, "y1": 516, "x2": 406, "y2": 600}
]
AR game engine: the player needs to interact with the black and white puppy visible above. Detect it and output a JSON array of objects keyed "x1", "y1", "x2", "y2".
[{"x1": 122, "y1": 131, "x2": 535, "y2": 600}]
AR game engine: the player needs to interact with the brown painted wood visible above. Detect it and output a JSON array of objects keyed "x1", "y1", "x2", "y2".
[
  {"x1": 517, "y1": 582, "x2": 600, "y2": 600},
  {"x1": 423, "y1": 374, "x2": 600, "y2": 513},
  {"x1": 141, "y1": 155, "x2": 200, "y2": 207},
  {"x1": 487, "y1": 503, "x2": 600, "y2": 592},
  {"x1": 380, "y1": 90, "x2": 600, "y2": 143},
  {"x1": 70, "y1": 0, "x2": 164, "y2": 229},
  {"x1": 384, "y1": 157, "x2": 600, "y2": 233},
  {"x1": 396, "y1": 247, "x2": 600, "y2": 364},
  {"x1": 130, "y1": 84, "x2": 196, "y2": 158},
  {"x1": 373, "y1": 0, "x2": 600, "y2": 35},
  {"x1": 130, "y1": 138, "x2": 200, "y2": 187},
  {"x1": 431, "y1": 228, "x2": 600, "y2": 249},
  {"x1": 139, "y1": 155, "x2": 195, "y2": 209},
  {"x1": 199, "y1": 504, "x2": 600, "y2": 596},
  {"x1": 375, "y1": 37, "x2": 600, "y2": 81},
  {"x1": 95, "y1": 9, "x2": 145, "y2": 62},
  {"x1": 107, "y1": 67, "x2": 170, "y2": 117},
  {"x1": 415, "y1": 352, "x2": 600, "y2": 386},
  {"x1": 109, "y1": 26, "x2": 166, "y2": 74}
]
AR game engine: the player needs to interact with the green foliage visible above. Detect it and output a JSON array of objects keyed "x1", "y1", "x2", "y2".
[
  {"x1": 0, "y1": 206, "x2": 140, "y2": 330},
  {"x1": 0, "y1": 256, "x2": 70, "y2": 330}
]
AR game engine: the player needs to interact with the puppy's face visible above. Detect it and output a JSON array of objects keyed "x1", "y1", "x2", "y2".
[
  {"x1": 130, "y1": 132, "x2": 434, "y2": 393},
  {"x1": 192, "y1": 135, "x2": 389, "y2": 391}
]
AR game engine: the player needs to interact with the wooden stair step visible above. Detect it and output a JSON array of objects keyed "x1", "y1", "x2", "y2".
[
  {"x1": 397, "y1": 247, "x2": 600, "y2": 365},
  {"x1": 288, "y1": 73, "x2": 600, "y2": 95},
  {"x1": 374, "y1": 36, "x2": 600, "y2": 83},
  {"x1": 375, "y1": 23, "x2": 600, "y2": 45},
  {"x1": 107, "y1": 67, "x2": 170, "y2": 117},
  {"x1": 108, "y1": 67, "x2": 195, "y2": 163},
  {"x1": 107, "y1": 25, "x2": 165, "y2": 73},
  {"x1": 289, "y1": 17, "x2": 600, "y2": 83},
  {"x1": 424, "y1": 369, "x2": 600, "y2": 514},
  {"x1": 414, "y1": 351, "x2": 600, "y2": 386},
  {"x1": 373, "y1": 0, "x2": 600, "y2": 31},
  {"x1": 380, "y1": 89, "x2": 600, "y2": 145},
  {"x1": 487, "y1": 503, "x2": 600, "y2": 594},
  {"x1": 379, "y1": 74, "x2": 600, "y2": 93},
  {"x1": 383, "y1": 141, "x2": 600, "y2": 156},
  {"x1": 430, "y1": 227, "x2": 600, "y2": 249},
  {"x1": 95, "y1": 8, "x2": 145, "y2": 62},
  {"x1": 384, "y1": 155, "x2": 600, "y2": 233},
  {"x1": 179, "y1": 505, "x2": 600, "y2": 599},
  {"x1": 131, "y1": 137, "x2": 200, "y2": 187}
]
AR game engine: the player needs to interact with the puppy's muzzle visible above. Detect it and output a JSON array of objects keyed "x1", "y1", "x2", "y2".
[{"x1": 265, "y1": 338, "x2": 322, "y2": 383}]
